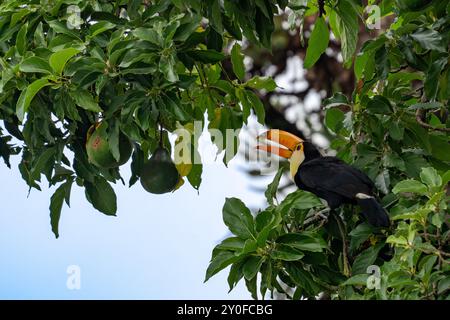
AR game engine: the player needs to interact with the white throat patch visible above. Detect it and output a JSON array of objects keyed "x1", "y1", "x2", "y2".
[{"x1": 289, "y1": 149, "x2": 305, "y2": 179}]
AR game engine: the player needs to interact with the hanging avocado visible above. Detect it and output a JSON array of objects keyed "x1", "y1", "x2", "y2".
[
  {"x1": 140, "y1": 147, "x2": 180, "y2": 194},
  {"x1": 86, "y1": 123, "x2": 133, "y2": 168}
]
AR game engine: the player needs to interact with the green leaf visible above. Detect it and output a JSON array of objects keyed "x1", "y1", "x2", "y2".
[
  {"x1": 255, "y1": 5, "x2": 274, "y2": 48},
  {"x1": 335, "y1": 0, "x2": 358, "y2": 67},
  {"x1": 386, "y1": 235, "x2": 408, "y2": 246},
  {"x1": 442, "y1": 170, "x2": 450, "y2": 186},
  {"x1": 186, "y1": 50, "x2": 225, "y2": 63},
  {"x1": 243, "y1": 256, "x2": 264, "y2": 280},
  {"x1": 392, "y1": 179, "x2": 428, "y2": 195},
  {"x1": 216, "y1": 237, "x2": 246, "y2": 252},
  {"x1": 341, "y1": 274, "x2": 369, "y2": 286},
  {"x1": 271, "y1": 244, "x2": 305, "y2": 261},
  {"x1": 161, "y1": 94, "x2": 191, "y2": 122},
  {"x1": 16, "y1": 78, "x2": 52, "y2": 122},
  {"x1": 222, "y1": 198, "x2": 256, "y2": 240},
  {"x1": 187, "y1": 163, "x2": 202, "y2": 190},
  {"x1": 205, "y1": 250, "x2": 239, "y2": 282},
  {"x1": 49, "y1": 48, "x2": 79, "y2": 75},
  {"x1": 49, "y1": 179, "x2": 73, "y2": 238},
  {"x1": 303, "y1": 17, "x2": 329, "y2": 68},
  {"x1": 349, "y1": 223, "x2": 373, "y2": 253},
  {"x1": 30, "y1": 147, "x2": 56, "y2": 181},
  {"x1": 352, "y1": 243, "x2": 384, "y2": 275},
  {"x1": 70, "y1": 90, "x2": 102, "y2": 112},
  {"x1": 16, "y1": 22, "x2": 28, "y2": 55},
  {"x1": 277, "y1": 191, "x2": 323, "y2": 217},
  {"x1": 425, "y1": 57, "x2": 447, "y2": 101},
  {"x1": 366, "y1": 95, "x2": 392, "y2": 114},
  {"x1": 235, "y1": 88, "x2": 251, "y2": 123},
  {"x1": 85, "y1": 177, "x2": 117, "y2": 216},
  {"x1": 245, "y1": 275, "x2": 258, "y2": 300},
  {"x1": 438, "y1": 277, "x2": 450, "y2": 295},
  {"x1": 245, "y1": 90, "x2": 265, "y2": 124},
  {"x1": 388, "y1": 121, "x2": 404, "y2": 141},
  {"x1": 255, "y1": 210, "x2": 280, "y2": 247},
  {"x1": 133, "y1": 27, "x2": 162, "y2": 46},
  {"x1": 284, "y1": 261, "x2": 322, "y2": 297},
  {"x1": 89, "y1": 21, "x2": 116, "y2": 37},
  {"x1": 159, "y1": 54, "x2": 179, "y2": 82},
  {"x1": 323, "y1": 92, "x2": 350, "y2": 109},
  {"x1": 227, "y1": 259, "x2": 244, "y2": 292},
  {"x1": 10, "y1": 9, "x2": 31, "y2": 28},
  {"x1": 245, "y1": 76, "x2": 277, "y2": 91},
  {"x1": 325, "y1": 108, "x2": 345, "y2": 133},
  {"x1": 231, "y1": 43, "x2": 245, "y2": 80},
  {"x1": 354, "y1": 51, "x2": 370, "y2": 79},
  {"x1": 420, "y1": 167, "x2": 442, "y2": 188},
  {"x1": 264, "y1": 167, "x2": 284, "y2": 205},
  {"x1": 277, "y1": 232, "x2": 328, "y2": 252},
  {"x1": 49, "y1": 183, "x2": 66, "y2": 239},
  {"x1": 410, "y1": 29, "x2": 446, "y2": 53},
  {"x1": 429, "y1": 135, "x2": 450, "y2": 162},
  {"x1": 210, "y1": 0, "x2": 223, "y2": 33},
  {"x1": 19, "y1": 56, "x2": 53, "y2": 74}
]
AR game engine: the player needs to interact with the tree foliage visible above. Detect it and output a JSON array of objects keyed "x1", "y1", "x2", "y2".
[
  {"x1": 205, "y1": 0, "x2": 450, "y2": 300},
  {"x1": 0, "y1": 0, "x2": 449, "y2": 299},
  {"x1": 0, "y1": 0, "x2": 278, "y2": 236}
]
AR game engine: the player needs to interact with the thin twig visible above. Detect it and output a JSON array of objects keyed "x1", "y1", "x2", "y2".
[
  {"x1": 336, "y1": 215, "x2": 351, "y2": 277},
  {"x1": 415, "y1": 109, "x2": 450, "y2": 132}
]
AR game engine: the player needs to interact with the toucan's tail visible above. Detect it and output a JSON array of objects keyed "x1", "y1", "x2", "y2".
[{"x1": 356, "y1": 196, "x2": 390, "y2": 227}]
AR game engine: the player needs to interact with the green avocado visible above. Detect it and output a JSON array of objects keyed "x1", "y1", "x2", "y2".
[
  {"x1": 140, "y1": 147, "x2": 180, "y2": 194},
  {"x1": 86, "y1": 123, "x2": 133, "y2": 168}
]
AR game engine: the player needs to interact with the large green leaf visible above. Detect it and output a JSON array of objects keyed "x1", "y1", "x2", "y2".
[
  {"x1": 49, "y1": 179, "x2": 73, "y2": 238},
  {"x1": 420, "y1": 167, "x2": 442, "y2": 188},
  {"x1": 186, "y1": 49, "x2": 225, "y2": 63},
  {"x1": 205, "y1": 250, "x2": 240, "y2": 282},
  {"x1": 16, "y1": 78, "x2": 52, "y2": 122},
  {"x1": 70, "y1": 90, "x2": 102, "y2": 112},
  {"x1": 222, "y1": 197, "x2": 256, "y2": 240},
  {"x1": 335, "y1": 0, "x2": 359, "y2": 67},
  {"x1": 243, "y1": 256, "x2": 264, "y2": 280},
  {"x1": 85, "y1": 177, "x2": 117, "y2": 216},
  {"x1": 352, "y1": 243, "x2": 384, "y2": 275},
  {"x1": 264, "y1": 167, "x2": 284, "y2": 205},
  {"x1": 277, "y1": 232, "x2": 328, "y2": 252},
  {"x1": 325, "y1": 108, "x2": 345, "y2": 133},
  {"x1": 303, "y1": 17, "x2": 329, "y2": 68},
  {"x1": 19, "y1": 56, "x2": 53, "y2": 74},
  {"x1": 410, "y1": 29, "x2": 446, "y2": 53},
  {"x1": 245, "y1": 90, "x2": 265, "y2": 124},
  {"x1": 49, "y1": 48, "x2": 79, "y2": 75},
  {"x1": 271, "y1": 244, "x2": 305, "y2": 261},
  {"x1": 231, "y1": 43, "x2": 245, "y2": 80},
  {"x1": 392, "y1": 179, "x2": 428, "y2": 195},
  {"x1": 245, "y1": 76, "x2": 277, "y2": 91}
]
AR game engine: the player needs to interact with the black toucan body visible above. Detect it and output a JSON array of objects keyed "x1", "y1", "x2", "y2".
[{"x1": 257, "y1": 130, "x2": 390, "y2": 227}]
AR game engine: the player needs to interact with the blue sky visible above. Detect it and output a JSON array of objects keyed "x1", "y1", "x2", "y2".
[{"x1": 0, "y1": 141, "x2": 272, "y2": 299}]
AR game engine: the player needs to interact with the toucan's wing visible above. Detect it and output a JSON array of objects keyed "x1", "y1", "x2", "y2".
[{"x1": 296, "y1": 157, "x2": 374, "y2": 199}]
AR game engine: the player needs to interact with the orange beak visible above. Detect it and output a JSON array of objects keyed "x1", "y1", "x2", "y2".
[{"x1": 256, "y1": 129, "x2": 304, "y2": 159}]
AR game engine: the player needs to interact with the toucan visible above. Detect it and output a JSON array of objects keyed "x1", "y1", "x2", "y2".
[{"x1": 257, "y1": 129, "x2": 390, "y2": 227}]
